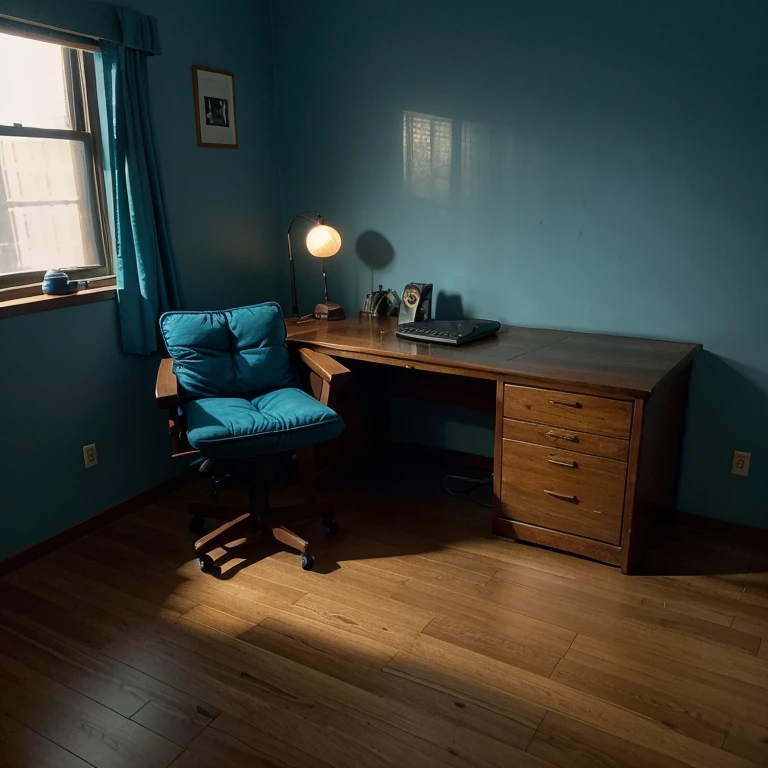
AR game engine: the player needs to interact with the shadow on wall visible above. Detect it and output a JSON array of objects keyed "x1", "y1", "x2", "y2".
[
  {"x1": 355, "y1": 230, "x2": 395, "y2": 294},
  {"x1": 679, "y1": 351, "x2": 767, "y2": 528},
  {"x1": 435, "y1": 291, "x2": 466, "y2": 320}
]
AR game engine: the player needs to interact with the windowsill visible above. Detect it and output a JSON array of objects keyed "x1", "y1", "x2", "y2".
[{"x1": 0, "y1": 282, "x2": 116, "y2": 320}]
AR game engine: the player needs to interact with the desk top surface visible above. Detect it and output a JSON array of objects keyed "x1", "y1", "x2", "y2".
[{"x1": 285, "y1": 316, "x2": 701, "y2": 398}]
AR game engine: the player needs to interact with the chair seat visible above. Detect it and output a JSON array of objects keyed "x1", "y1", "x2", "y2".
[{"x1": 185, "y1": 387, "x2": 344, "y2": 459}]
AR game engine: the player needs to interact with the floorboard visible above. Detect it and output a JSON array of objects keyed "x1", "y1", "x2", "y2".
[
  {"x1": 0, "y1": 711, "x2": 93, "y2": 768},
  {"x1": 1, "y1": 466, "x2": 766, "y2": 767}
]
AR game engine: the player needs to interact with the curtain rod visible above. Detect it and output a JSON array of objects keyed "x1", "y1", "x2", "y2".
[{"x1": 0, "y1": 13, "x2": 100, "y2": 49}]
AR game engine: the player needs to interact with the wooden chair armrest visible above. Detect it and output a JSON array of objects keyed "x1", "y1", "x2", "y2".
[
  {"x1": 156, "y1": 358, "x2": 195, "y2": 458},
  {"x1": 298, "y1": 348, "x2": 351, "y2": 384},
  {"x1": 156, "y1": 357, "x2": 178, "y2": 409}
]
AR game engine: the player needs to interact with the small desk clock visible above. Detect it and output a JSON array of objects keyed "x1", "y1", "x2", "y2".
[{"x1": 398, "y1": 282, "x2": 432, "y2": 324}]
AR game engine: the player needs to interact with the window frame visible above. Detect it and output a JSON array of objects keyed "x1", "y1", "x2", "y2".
[{"x1": 0, "y1": 25, "x2": 113, "y2": 292}]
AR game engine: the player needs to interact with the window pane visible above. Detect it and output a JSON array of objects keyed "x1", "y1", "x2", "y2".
[
  {"x1": 0, "y1": 136, "x2": 102, "y2": 275},
  {"x1": 0, "y1": 32, "x2": 72, "y2": 130}
]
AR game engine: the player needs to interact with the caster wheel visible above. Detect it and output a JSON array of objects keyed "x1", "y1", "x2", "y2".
[
  {"x1": 198, "y1": 554, "x2": 215, "y2": 573},
  {"x1": 189, "y1": 516, "x2": 206, "y2": 534},
  {"x1": 301, "y1": 554, "x2": 315, "y2": 571},
  {"x1": 322, "y1": 520, "x2": 339, "y2": 536}
]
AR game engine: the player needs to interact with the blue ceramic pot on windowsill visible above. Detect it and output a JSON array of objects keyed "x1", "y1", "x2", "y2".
[{"x1": 42, "y1": 270, "x2": 88, "y2": 295}]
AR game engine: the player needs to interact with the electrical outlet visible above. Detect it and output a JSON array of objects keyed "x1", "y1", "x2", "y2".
[
  {"x1": 83, "y1": 443, "x2": 98, "y2": 468},
  {"x1": 731, "y1": 451, "x2": 750, "y2": 477}
]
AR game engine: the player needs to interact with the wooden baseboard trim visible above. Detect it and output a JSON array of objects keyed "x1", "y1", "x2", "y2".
[
  {"x1": 493, "y1": 517, "x2": 622, "y2": 567},
  {"x1": 674, "y1": 511, "x2": 768, "y2": 545},
  {"x1": 0, "y1": 471, "x2": 192, "y2": 576}
]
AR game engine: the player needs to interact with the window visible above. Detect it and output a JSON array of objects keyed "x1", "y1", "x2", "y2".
[{"x1": 0, "y1": 26, "x2": 111, "y2": 291}]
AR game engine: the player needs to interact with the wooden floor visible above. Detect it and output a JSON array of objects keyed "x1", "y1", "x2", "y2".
[{"x1": 1, "y1": 465, "x2": 768, "y2": 768}]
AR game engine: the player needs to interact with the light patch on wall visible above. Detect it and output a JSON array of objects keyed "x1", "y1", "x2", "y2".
[
  {"x1": 461, "y1": 120, "x2": 494, "y2": 200},
  {"x1": 403, "y1": 112, "x2": 499, "y2": 205},
  {"x1": 403, "y1": 111, "x2": 452, "y2": 203}
]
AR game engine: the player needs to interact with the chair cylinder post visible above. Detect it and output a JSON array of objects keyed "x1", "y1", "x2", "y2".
[{"x1": 248, "y1": 461, "x2": 270, "y2": 520}]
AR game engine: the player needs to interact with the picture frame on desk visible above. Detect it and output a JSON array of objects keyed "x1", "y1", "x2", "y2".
[{"x1": 192, "y1": 65, "x2": 238, "y2": 148}]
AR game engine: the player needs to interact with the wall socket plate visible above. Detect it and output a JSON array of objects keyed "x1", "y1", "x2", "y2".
[
  {"x1": 83, "y1": 443, "x2": 98, "y2": 469},
  {"x1": 731, "y1": 451, "x2": 750, "y2": 477}
]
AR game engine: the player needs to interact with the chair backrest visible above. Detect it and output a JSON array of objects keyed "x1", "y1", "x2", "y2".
[{"x1": 159, "y1": 302, "x2": 296, "y2": 399}]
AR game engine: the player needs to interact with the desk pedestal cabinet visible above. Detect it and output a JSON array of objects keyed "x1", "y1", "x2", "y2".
[
  {"x1": 493, "y1": 373, "x2": 690, "y2": 572},
  {"x1": 286, "y1": 317, "x2": 699, "y2": 574}
]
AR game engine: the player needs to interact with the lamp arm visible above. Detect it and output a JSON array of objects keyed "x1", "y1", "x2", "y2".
[
  {"x1": 286, "y1": 210, "x2": 323, "y2": 235},
  {"x1": 287, "y1": 210, "x2": 324, "y2": 317}
]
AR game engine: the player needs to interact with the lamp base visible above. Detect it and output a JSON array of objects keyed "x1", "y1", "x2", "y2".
[{"x1": 313, "y1": 302, "x2": 345, "y2": 321}]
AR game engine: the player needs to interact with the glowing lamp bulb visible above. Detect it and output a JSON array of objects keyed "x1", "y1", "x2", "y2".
[{"x1": 306, "y1": 224, "x2": 341, "y2": 258}]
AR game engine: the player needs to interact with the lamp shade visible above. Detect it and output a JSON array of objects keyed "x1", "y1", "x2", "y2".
[{"x1": 306, "y1": 224, "x2": 342, "y2": 258}]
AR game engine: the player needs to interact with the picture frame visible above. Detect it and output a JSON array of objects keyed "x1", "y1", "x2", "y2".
[{"x1": 192, "y1": 65, "x2": 238, "y2": 149}]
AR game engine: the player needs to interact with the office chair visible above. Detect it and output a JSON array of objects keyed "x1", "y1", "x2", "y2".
[{"x1": 155, "y1": 302, "x2": 349, "y2": 572}]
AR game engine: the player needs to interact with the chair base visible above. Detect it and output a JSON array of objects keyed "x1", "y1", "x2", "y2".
[
  {"x1": 192, "y1": 501, "x2": 335, "y2": 553},
  {"x1": 189, "y1": 459, "x2": 337, "y2": 573}
]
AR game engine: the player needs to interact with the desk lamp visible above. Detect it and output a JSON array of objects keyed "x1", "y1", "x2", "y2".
[{"x1": 287, "y1": 210, "x2": 344, "y2": 320}]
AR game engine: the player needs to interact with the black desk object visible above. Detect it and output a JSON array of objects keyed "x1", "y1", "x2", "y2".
[{"x1": 396, "y1": 319, "x2": 501, "y2": 346}]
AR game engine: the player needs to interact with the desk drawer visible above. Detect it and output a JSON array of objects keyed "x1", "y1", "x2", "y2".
[
  {"x1": 503, "y1": 419, "x2": 629, "y2": 461},
  {"x1": 500, "y1": 439, "x2": 626, "y2": 544},
  {"x1": 503, "y1": 384, "x2": 632, "y2": 439}
]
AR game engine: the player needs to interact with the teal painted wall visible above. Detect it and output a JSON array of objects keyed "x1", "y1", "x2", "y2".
[
  {"x1": 0, "y1": 303, "x2": 176, "y2": 558},
  {"x1": 3, "y1": 0, "x2": 767, "y2": 561},
  {"x1": 272, "y1": 0, "x2": 768, "y2": 527},
  {"x1": 0, "y1": 0, "x2": 282, "y2": 559}
]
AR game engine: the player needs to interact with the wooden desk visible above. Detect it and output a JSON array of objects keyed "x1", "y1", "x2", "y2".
[{"x1": 286, "y1": 316, "x2": 701, "y2": 573}]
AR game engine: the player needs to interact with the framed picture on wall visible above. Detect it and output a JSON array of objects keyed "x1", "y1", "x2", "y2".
[{"x1": 193, "y1": 66, "x2": 238, "y2": 148}]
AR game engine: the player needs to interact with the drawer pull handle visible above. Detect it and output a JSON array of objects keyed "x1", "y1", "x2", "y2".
[
  {"x1": 545, "y1": 430, "x2": 578, "y2": 442},
  {"x1": 548, "y1": 459, "x2": 578, "y2": 468},
  {"x1": 543, "y1": 489, "x2": 578, "y2": 503},
  {"x1": 549, "y1": 399, "x2": 582, "y2": 409}
]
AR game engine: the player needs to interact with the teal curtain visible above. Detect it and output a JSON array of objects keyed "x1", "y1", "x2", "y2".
[{"x1": 99, "y1": 9, "x2": 180, "y2": 355}]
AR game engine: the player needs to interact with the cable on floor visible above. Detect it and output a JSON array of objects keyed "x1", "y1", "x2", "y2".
[{"x1": 443, "y1": 473, "x2": 494, "y2": 508}]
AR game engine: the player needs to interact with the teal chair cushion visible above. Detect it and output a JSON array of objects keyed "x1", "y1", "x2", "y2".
[
  {"x1": 159, "y1": 303, "x2": 295, "y2": 399},
  {"x1": 185, "y1": 387, "x2": 344, "y2": 459}
]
